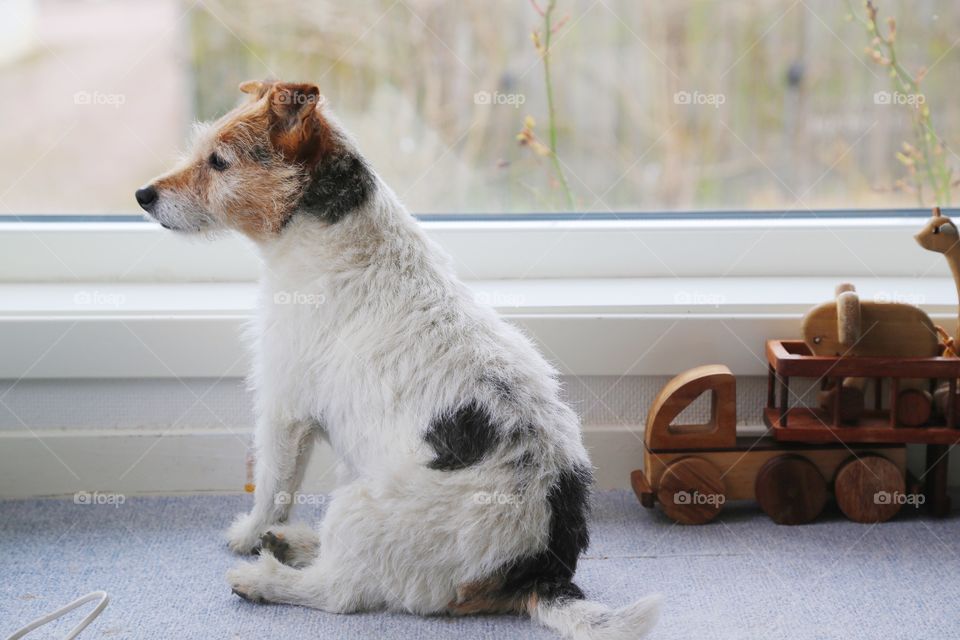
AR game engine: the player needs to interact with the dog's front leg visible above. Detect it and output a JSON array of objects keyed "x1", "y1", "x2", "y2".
[{"x1": 226, "y1": 417, "x2": 317, "y2": 554}]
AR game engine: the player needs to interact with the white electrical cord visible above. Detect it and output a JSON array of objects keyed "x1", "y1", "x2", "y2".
[{"x1": 5, "y1": 591, "x2": 108, "y2": 640}]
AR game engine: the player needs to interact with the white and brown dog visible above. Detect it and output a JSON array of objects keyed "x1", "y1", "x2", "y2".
[{"x1": 136, "y1": 80, "x2": 659, "y2": 639}]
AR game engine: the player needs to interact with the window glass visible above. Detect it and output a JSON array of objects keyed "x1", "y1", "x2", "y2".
[{"x1": 0, "y1": 0, "x2": 956, "y2": 215}]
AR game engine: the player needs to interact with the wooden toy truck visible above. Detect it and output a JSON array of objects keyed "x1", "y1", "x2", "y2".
[
  {"x1": 635, "y1": 210, "x2": 960, "y2": 524},
  {"x1": 631, "y1": 365, "x2": 909, "y2": 525}
]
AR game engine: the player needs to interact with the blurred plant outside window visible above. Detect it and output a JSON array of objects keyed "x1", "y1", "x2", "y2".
[{"x1": 1, "y1": 0, "x2": 957, "y2": 217}]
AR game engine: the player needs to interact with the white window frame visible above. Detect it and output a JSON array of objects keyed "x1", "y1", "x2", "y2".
[
  {"x1": 0, "y1": 212, "x2": 954, "y2": 380},
  {"x1": 0, "y1": 213, "x2": 947, "y2": 281}
]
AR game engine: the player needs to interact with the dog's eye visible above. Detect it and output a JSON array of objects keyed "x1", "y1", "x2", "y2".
[
  {"x1": 209, "y1": 152, "x2": 229, "y2": 171},
  {"x1": 934, "y1": 227, "x2": 941, "y2": 234}
]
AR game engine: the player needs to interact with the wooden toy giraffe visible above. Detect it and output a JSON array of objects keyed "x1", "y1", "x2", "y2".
[
  {"x1": 915, "y1": 206, "x2": 960, "y2": 421},
  {"x1": 915, "y1": 207, "x2": 960, "y2": 345}
]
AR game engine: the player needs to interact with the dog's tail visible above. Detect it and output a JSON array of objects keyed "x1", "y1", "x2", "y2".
[{"x1": 530, "y1": 590, "x2": 661, "y2": 640}]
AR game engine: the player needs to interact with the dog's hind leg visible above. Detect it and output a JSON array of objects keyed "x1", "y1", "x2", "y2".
[
  {"x1": 259, "y1": 523, "x2": 320, "y2": 568},
  {"x1": 226, "y1": 417, "x2": 318, "y2": 554}
]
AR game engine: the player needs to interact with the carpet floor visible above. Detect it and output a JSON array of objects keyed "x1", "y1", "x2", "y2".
[{"x1": 1, "y1": 491, "x2": 958, "y2": 639}]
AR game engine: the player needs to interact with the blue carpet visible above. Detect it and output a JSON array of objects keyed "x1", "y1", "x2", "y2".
[{"x1": 1, "y1": 491, "x2": 958, "y2": 639}]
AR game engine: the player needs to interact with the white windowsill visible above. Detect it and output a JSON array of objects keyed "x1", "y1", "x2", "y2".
[{"x1": 1, "y1": 276, "x2": 954, "y2": 379}]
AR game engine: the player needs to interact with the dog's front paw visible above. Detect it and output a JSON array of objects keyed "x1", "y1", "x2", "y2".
[
  {"x1": 227, "y1": 561, "x2": 268, "y2": 604},
  {"x1": 226, "y1": 512, "x2": 265, "y2": 555},
  {"x1": 227, "y1": 552, "x2": 282, "y2": 604}
]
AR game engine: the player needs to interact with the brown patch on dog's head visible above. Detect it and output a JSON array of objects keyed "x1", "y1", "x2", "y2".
[
  {"x1": 135, "y1": 80, "x2": 340, "y2": 241},
  {"x1": 267, "y1": 83, "x2": 335, "y2": 168},
  {"x1": 239, "y1": 79, "x2": 333, "y2": 165}
]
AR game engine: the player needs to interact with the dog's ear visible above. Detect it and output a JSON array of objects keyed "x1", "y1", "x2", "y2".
[
  {"x1": 267, "y1": 83, "x2": 322, "y2": 127},
  {"x1": 238, "y1": 79, "x2": 275, "y2": 101},
  {"x1": 263, "y1": 82, "x2": 328, "y2": 165}
]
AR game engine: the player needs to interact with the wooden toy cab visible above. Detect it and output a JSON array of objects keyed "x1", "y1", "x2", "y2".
[{"x1": 631, "y1": 365, "x2": 908, "y2": 525}]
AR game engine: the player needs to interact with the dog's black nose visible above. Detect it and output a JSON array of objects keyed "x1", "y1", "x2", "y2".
[{"x1": 135, "y1": 185, "x2": 158, "y2": 210}]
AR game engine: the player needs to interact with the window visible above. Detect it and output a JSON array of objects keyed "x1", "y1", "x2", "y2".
[
  {"x1": 1, "y1": 0, "x2": 957, "y2": 217},
  {"x1": 0, "y1": 1, "x2": 954, "y2": 385}
]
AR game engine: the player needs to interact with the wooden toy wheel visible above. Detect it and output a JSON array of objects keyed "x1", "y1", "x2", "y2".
[
  {"x1": 656, "y1": 457, "x2": 725, "y2": 524},
  {"x1": 630, "y1": 469, "x2": 655, "y2": 508},
  {"x1": 754, "y1": 455, "x2": 828, "y2": 525},
  {"x1": 834, "y1": 455, "x2": 905, "y2": 523}
]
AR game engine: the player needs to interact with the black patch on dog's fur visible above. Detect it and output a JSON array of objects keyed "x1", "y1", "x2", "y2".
[
  {"x1": 497, "y1": 464, "x2": 592, "y2": 602},
  {"x1": 299, "y1": 151, "x2": 374, "y2": 223},
  {"x1": 424, "y1": 402, "x2": 501, "y2": 471}
]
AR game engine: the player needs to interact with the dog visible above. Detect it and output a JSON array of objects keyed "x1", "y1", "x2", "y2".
[{"x1": 135, "y1": 80, "x2": 660, "y2": 639}]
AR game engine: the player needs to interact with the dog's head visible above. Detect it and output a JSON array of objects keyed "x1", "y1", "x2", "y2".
[{"x1": 135, "y1": 80, "x2": 337, "y2": 240}]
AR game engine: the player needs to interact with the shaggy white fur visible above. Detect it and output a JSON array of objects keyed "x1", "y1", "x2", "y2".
[{"x1": 138, "y1": 82, "x2": 660, "y2": 640}]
